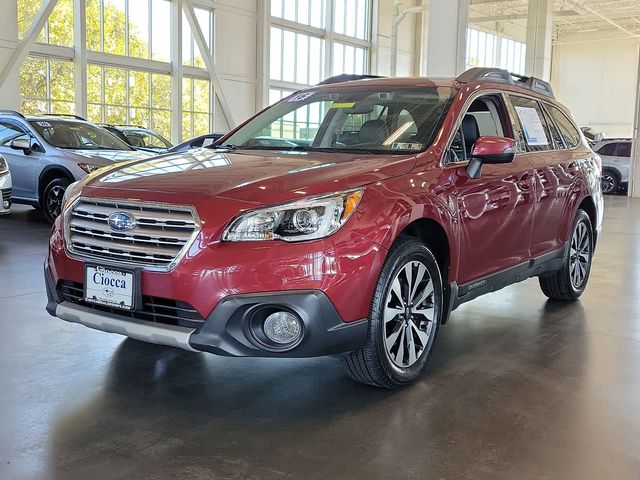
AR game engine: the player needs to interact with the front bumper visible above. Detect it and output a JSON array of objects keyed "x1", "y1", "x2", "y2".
[
  {"x1": 45, "y1": 264, "x2": 368, "y2": 357},
  {"x1": 0, "y1": 172, "x2": 11, "y2": 214}
]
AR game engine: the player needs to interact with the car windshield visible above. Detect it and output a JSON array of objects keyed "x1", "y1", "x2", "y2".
[
  {"x1": 223, "y1": 85, "x2": 454, "y2": 154},
  {"x1": 29, "y1": 120, "x2": 133, "y2": 150}
]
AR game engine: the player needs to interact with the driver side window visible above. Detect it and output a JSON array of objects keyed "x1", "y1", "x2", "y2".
[
  {"x1": 0, "y1": 121, "x2": 29, "y2": 146},
  {"x1": 446, "y1": 95, "x2": 512, "y2": 164}
]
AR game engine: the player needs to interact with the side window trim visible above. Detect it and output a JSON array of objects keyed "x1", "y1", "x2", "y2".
[{"x1": 540, "y1": 102, "x2": 567, "y2": 150}]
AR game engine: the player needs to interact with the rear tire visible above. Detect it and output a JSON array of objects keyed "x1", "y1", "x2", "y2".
[
  {"x1": 42, "y1": 177, "x2": 70, "y2": 224},
  {"x1": 539, "y1": 209, "x2": 593, "y2": 301},
  {"x1": 344, "y1": 236, "x2": 443, "y2": 388}
]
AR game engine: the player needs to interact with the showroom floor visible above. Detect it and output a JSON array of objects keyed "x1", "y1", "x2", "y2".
[{"x1": 1, "y1": 197, "x2": 640, "y2": 480}]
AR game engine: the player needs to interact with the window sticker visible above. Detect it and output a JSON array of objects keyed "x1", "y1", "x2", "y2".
[
  {"x1": 392, "y1": 142, "x2": 423, "y2": 151},
  {"x1": 37, "y1": 121, "x2": 52, "y2": 127},
  {"x1": 514, "y1": 106, "x2": 549, "y2": 146},
  {"x1": 329, "y1": 102, "x2": 356, "y2": 109},
  {"x1": 286, "y1": 92, "x2": 315, "y2": 103}
]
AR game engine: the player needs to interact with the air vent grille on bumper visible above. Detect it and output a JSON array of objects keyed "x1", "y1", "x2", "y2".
[
  {"x1": 57, "y1": 280, "x2": 205, "y2": 328},
  {"x1": 1, "y1": 188, "x2": 10, "y2": 202},
  {"x1": 65, "y1": 197, "x2": 199, "y2": 270}
]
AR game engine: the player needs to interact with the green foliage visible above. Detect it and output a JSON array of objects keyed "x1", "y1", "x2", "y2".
[{"x1": 17, "y1": 0, "x2": 212, "y2": 140}]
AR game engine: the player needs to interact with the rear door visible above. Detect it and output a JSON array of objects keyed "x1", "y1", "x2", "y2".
[
  {"x1": 508, "y1": 95, "x2": 570, "y2": 257},
  {"x1": 446, "y1": 93, "x2": 536, "y2": 284}
]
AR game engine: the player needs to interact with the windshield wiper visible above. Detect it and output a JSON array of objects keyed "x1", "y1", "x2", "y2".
[{"x1": 217, "y1": 144, "x2": 240, "y2": 151}]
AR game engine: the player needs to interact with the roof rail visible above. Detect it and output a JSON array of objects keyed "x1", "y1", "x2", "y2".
[
  {"x1": 41, "y1": 113, "x2": 88, "y2": 121},
  {"x1": 456, "y1": 67, "x2": 555, "y2": 99},
  {"x1": 318, "y1": 74, "x2": 385, "y2": 85},
  {"x1": 0, "y1": 110, "x2": 25, "y2": 118}
]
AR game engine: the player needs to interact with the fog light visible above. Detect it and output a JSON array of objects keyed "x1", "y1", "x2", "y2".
[
  {"x1": 2, "y1": 201, "x2": 8, "y2": 210},
  {"x1": 263, "y1": 311, "x2": 302, "y2": 345}
]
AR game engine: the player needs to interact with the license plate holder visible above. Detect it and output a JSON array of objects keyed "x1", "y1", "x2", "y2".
[{"x1": 84, "y1": 264, "x2": 138, "y2": 311}]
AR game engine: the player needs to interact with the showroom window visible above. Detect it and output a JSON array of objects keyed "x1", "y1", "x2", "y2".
[
  {"x1": 182, "y1": 8, "x2": 213, "y2": 68},
  {"x1": 269, "y1": 0, "x2": 372, "y2": 98},
  {"x1": 18, "y1": 0, "x2": 74, "y2": 47},
  {"x1": 182, "y1": 77, "x2": 212, "y2": 140},
  {"x1": 466, "y1": 27, "x2": 526, "y2": 75},
  {"x1": 19, "y1": 56, "x2": 75, "y2": 115},
  {"x1": 86, "y1": 64, "x2": 171, "y2": 139},
  {"x1": 86, "y1": 0, "x2": 171, "y2": 59}
]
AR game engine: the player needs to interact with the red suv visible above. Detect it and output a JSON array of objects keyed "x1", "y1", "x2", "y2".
[{"x1": 45, "y1": 68, "x2": 603, "y2": 388}]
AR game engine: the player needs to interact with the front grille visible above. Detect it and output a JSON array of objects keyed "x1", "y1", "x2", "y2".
[
  {"x1": 57, "y1": 280, "x2": 205, "y2": 329},
  {"x1": 1, "y1": 188, "x2": 10, "y2": 202},
  {"x1": 66, "y1": 197, "x2": 199, "y2": 270}
]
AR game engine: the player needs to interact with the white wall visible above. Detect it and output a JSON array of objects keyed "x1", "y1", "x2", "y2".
[
  {"x1": 374, "y1": 0, "x2": 420, "y2": 77},
  {"x1": 551, "y1": 38, "x2": 640, "y2": 138}
]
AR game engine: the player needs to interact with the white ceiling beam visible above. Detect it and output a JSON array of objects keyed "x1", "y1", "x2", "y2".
[
  {"x1": 182, "y1": 0, "x2": 236, "y2": 128},
  {"x1": 470, "y1": 10, "x2": 578, "y2": 23},
  {"x1": 563, "y1": 0, "x2": 636, "y2": 37},
  {"x1": 0, "y1": 0, "x2": 60, "y2": 90}
]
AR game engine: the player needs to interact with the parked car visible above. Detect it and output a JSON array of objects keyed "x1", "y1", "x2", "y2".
[
  {"x1": 101, "y1": 125, "x2": 173, "y2": 154},
  {"x1": 0, "y1": 112, "x2": 154, "y2": 223},
  {"x1": 45, "y1": 68, "x2": 603, "y2": 388},
  {"x1": 592, "y1": 138, "x2": 632, "y2": 194},
  {"x1": 581, "y1": 127, "x2": 606, "y2": 145},
  {"x1": 169, "y1": 133, "x2": 225, "y2": 153},
  {"x1": 0, "y1": 154, "x2": 11, "y2": 215}
]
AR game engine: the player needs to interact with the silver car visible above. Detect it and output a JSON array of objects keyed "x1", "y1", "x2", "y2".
[
  {"x1": 0, "y1": 154, "x2": 11, "y2": 215},
  {"x1": 0, "y1": 111, "x2": 154, "y2": 223},
  {"x1": 593, "y1": 138, "x2": 632, "y2": 194}
]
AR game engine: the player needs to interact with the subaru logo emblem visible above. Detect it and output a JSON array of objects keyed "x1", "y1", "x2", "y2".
[{"x1": 108, "y1": 212, "x2": 136, "y2": 231}]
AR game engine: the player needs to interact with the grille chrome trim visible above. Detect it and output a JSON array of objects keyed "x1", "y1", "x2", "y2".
[{"x1": 64, "y1": 197, "x2": 201, "y2": 272}]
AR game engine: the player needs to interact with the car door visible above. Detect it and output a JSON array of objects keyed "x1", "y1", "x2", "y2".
[
  {"x1": 543, "y1": 104, "x2": 591, "y2": 251},
  {"x1": 0, "y1": 120, "x2": 41, "y2": 200},
  {"x1": 445, "y1": 93, "x2": 536, "y2": 285},
  {"x1": 507, "y1": 95, "x2": 570, "y2": 257}
]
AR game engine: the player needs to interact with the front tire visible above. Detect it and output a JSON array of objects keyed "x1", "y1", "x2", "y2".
[
  {"x1": 601, "y1": 169, "x2": 620, "y2": 194},
  {"x1": 42, "y1": 178, "x2": 70, "y2": 224},
  {"x1": 344, "y1": 236, "x2": 443, "y2": 388},
  {"x1": 539, "y1": 209, "x2": 593, "y2": 301}
]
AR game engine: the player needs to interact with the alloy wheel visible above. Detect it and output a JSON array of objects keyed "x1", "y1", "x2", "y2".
[
  {"x1": 46, "y1": 185, "x2": 65, "y2": 220},
  {"x1": 383, "y1": 260, "x2": 436, "y2": 368},
  {"x1": 601, "y1": 175, "x2": 615, "y2": 194},
  {"x1": 569, "y1": 221, "x2": 591, "y2": 289}
]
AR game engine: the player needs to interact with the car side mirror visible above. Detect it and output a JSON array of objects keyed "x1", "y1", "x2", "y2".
[
  {"x1": 466, "y1": 136, "x2": 516, "y2": 179},
  {"x1": 10, "y1": 138, "x2": 32, "y2": 155}
]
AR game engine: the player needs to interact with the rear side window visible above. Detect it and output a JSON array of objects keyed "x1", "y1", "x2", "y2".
[
  {"x1": 616, "y1": 142, "x2": 631, "y2": 157},
  {"x1": 547, "y1": 105, "x2": 581, "y2": 148},
  {"x1": 509, "y1": 96, "x2": 552, "y2": 152},
  {"x1": 597, "y1": 143, "x2": 616, "y2": 156}
]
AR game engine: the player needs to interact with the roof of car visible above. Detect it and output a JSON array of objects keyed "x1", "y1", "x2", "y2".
[{"x1": 310, "y1": 68, "x2": 556, "y2": 101}]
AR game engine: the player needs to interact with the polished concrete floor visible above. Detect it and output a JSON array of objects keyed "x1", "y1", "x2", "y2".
[{"x1": 1, "y1": 197, "x2": 640, "y2": 480}]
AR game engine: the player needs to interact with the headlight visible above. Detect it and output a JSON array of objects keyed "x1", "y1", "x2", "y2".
[
  {"x1": 0, "y1": 155, "x2": 8, "y2": 175},
  {"x1": 78, "y1": 163, "x2": 101, "y2": 174},
  {"x1": 62, "y1": 180, "x2": 82, "y2": 211},
  {"x1": 223, "y1": 189, "x2": 363, "y2": 242}
]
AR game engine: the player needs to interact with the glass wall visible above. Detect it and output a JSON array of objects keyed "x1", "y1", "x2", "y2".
[
  {"x1": 20, "y1": 56, "x2": 75, "y2": 114},
  {"x1": 466, "y1": 27, "x2": 527, "y2": 76},
  {"x1": 16, "y1": 0, "x2": 215, "y2": 142},
  {"x1": 269, "y1": 0, "x2": 372, "y2": 99}
]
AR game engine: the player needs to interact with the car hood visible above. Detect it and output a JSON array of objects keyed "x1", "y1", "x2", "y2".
[
  {"x1": 82, "y1": 148, "x2": 417, "y2": 205},
  {"x1": 63, "y1": 149, "x2": 156, "y2": 166}
]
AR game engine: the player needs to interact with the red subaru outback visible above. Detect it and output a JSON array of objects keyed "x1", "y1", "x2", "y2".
[{"x1": 45, "y1": 68, "x2": 603, "y2": 388}]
